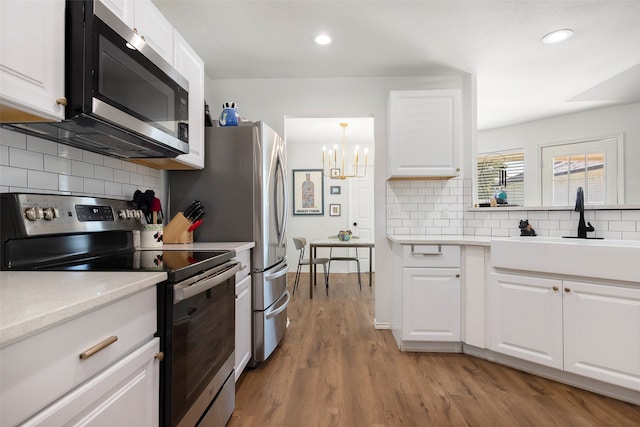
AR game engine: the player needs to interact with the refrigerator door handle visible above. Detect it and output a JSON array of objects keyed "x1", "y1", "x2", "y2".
[
  {"x1": 275, "y1": 148, "x2": 288, "y2": 247},
  {"x1": 264, "y1": 263, "x2": 289, "y2": 281},
  {"x1": 265, "y1": 290, "x2": 290, "y2": 320}
]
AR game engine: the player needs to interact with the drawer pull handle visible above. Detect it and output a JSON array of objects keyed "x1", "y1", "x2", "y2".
[{"x1": 79, "y1": 335, "x2": 118, "y2": 360}]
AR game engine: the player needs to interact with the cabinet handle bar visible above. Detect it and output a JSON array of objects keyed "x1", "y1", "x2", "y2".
[{"x1": 79, "y1": 335, "x2": 118, "y2": 360}]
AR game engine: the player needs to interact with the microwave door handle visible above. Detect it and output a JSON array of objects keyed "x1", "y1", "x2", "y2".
[
  {"x1": 265, "y1": 290, "x2": 291, "y2": 320},
  {"x1": 174, "y1": 262, "x2": 241, "y2": 303},
  {"x1": 264, "y1": 263, "x2": 289, "y2": 282}
]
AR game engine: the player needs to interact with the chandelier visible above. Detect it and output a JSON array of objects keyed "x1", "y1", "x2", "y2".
[{"x1": 322, "y1": 122, "x2": 368, "y2": 180}]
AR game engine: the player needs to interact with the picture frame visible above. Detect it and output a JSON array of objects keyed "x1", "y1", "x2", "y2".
[
  {"x1": 329, "y1": 204, "x2": 341, "y2": 216},
  {"x1": 330, "y1": 168, "x2": 341, "y2": 178},
  {"x1": 330, "y1": 186, "x2": 341, "y2": 195},
  {"x1": 292, "y1": 169, "x2": 324, "y2": 215}
]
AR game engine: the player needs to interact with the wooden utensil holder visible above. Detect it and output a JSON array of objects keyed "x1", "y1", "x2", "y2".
[{"x1": 162, "y1": 212, "x2": 193, "y2": 244}]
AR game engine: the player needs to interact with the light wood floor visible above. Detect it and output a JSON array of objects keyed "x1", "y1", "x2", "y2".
[{"x1": 229, "y1": 273, "x2": 640, "y2": 427}]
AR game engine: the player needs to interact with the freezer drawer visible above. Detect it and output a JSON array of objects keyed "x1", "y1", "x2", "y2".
[
  {"x1": 254, "y1": 261, "x2": 288, "y2": 310},
  {"x1": 253, "y1": 290, "x2": 290, "y2": 362}
]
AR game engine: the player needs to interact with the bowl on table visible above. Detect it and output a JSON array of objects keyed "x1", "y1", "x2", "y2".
[{"x1": 338, "y1": 230, "x2": 352, "y2": 241}]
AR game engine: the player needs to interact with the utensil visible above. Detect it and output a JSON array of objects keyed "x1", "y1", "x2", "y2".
[{"x1": 188, "y1": 219, "x2": 204, "y2": 232}]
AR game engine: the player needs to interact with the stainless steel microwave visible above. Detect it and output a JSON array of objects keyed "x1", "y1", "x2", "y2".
[{"x1": 3, "y1": 0, "x2": 189, "y2": 159}]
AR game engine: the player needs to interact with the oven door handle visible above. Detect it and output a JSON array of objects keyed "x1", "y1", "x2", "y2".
[
  {"x1": 266, "y1": 290, "x2": 290, "y2": 320},
  {"x1": 174, "y1": 262, "x2": 241, "y2": 303}
]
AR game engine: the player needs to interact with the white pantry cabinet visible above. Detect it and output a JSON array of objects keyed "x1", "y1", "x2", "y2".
[
  {"x1": 235, "y1": 248, "x2": 253, "y2": 380},
  {"x1": 490, "y1": 272, "x2": 640, "y2": 391},
  {"x1": 99, "y1": 0, "x2": 173, "y2": 64},
  {"x1": 390, "y1": 243, "x2": 461, "y2": 351},
  {"x1": 0, "y1": 287, "x2": 160, "y2": 426},
  {"x1": 387, "y1": 89, "x2": 462, "y2": 178},
  {"x1": 0, "y1": 0, "x2": 66, "y2": 122}
]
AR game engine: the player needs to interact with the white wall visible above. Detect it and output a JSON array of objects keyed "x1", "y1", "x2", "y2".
[
  {"x1": 478, "y1": 102, "x2": 640, "y2": 206},
  {"x1": 206, "y1": 75, "x2": 470, "y2": 327}
]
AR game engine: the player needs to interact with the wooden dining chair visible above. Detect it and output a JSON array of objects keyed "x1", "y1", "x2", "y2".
[{"x1": 292, "y1": 237, "x2": 330, "y2": 295}]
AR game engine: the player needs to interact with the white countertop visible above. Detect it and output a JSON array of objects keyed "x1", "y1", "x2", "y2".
[
  {"x1": 387, "y1": 235, "x2": 492, "y2": 246},
  {"x1": 0, "y1": 241, "x2": 255, "y2": 348},
  {"x1": 0, "y1": 271, "x2": 166, "y2": 348},
  {"x1": 162, "y1": 241, "x2": 255, "y2": 253}
]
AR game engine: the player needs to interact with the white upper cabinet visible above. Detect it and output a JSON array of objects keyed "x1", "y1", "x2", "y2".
[
  {"x1": 0, "y1": 0, "x2": 66, "y2": 122},
  {"x1": 387, "y1": 89, "x2": 462, "y2": 178},
  {"x1": 172, "y1": 30, "x2": 205, "y2": 169},
  {"x1": 99, "y1": 0, "x2": 173, "y2": 64}
]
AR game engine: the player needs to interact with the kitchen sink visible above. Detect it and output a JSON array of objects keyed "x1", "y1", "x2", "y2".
[{"x1": 491, "y1": 236, "x2": 640, "y2": 283}]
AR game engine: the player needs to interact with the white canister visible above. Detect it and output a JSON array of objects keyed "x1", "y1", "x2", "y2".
[{"x1": 141, "y1": 224, "x2": 163, "y2": 248}]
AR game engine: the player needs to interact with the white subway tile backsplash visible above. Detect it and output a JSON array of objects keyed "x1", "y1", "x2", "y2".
[
  {"x1": 44, "y1": 155, "x2": 72, "y2": 175},
  {"x1": 57, "y1": 144, "x2": 83, "y2": 161},
  {"x1": 95, "y1": 165, "x2": 114, "y2": 181},
  {"x1": 1, "y1": 128, "x2": 163, "y2": 201},
  {"x1": 84, "y1": 178, "x2": 105, "y2": 194},
  {"x1": 386, "y1": 178, "x2": 639, "y2": 242},
  {"x1": 71, "y1": 160, "x2": 94, "y2": 178},
  {"x1": 27, "y1": 136, "x2": 58, "y2": 155},
  {"x1": 59, "y1": 175, "x2": 84, "y2": 192},
  {"x1": 129, "y1": 172, "x2": 144, "y2": 186},
  {"x1": 28, "y1": 170, "x2": 58, "y2": 190},
  {"x1": 83, "y1": 151, "x2": 104, "y2": 166},
  {"x1": 1, "y1": 165, "x2": 27, "y2": 187},
  {"x1": 10, "y1": 148, "x2": 43, "y2": 170}
]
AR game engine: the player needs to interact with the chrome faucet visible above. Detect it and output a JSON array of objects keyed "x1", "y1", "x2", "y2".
[{"x1": 575, "y1": 187, "x2": 595, "y2": 238}]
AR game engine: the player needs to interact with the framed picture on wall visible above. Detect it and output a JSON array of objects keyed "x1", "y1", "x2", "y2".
[
  {"x1": 330, "y1": 186, "x2": 341, "y2": 195},
  {"x1": 329, "y1": 204, "x2": 341, "y2": 216},
  {"x1": 330, "y1": 168, "x2": 341, "y2": 178},
  {"x1": 292, "y1": 169, "x2": 324, "y2": 215}
]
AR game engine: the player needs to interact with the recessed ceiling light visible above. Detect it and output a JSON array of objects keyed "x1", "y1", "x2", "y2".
[
  {"x1": 542, "y1": 29, "x2": 574, "y2": 44},
  {"x1": 314, "y1": 34, "x2": 332, "y2": 45}
]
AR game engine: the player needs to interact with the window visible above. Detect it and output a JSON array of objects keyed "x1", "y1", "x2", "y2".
[
  {"x1": 477, "y1": 151, "x2": 524, "y2": 206},
  {"x1": 541, "y1": 137, "x2": 622, "y2": 206}
]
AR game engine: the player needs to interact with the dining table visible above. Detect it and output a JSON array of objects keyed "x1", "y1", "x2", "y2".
[{"x1": 308, "y1": 236, "x2": 374, "y2": 298}]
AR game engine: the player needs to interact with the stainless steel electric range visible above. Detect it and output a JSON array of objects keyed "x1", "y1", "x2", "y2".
[{"x1": 0, "y1": 193, "x2": 238, "y2": 427}]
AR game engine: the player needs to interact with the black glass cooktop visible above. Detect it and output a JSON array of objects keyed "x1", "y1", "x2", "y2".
[{"x1": 13, "y1": 249, "x2": 235, "y2": 283}]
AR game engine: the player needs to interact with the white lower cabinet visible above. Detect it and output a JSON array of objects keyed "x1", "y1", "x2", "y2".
[
  {"x1": 234, "y1": 249, "x2": 252, "y2": 381},
  {"x1": 402, "y1": 268, "x2": 461, "y2": 342},
  {"x1": 390, "y1": 243, "x2": 461, "y2": 350},
  {"x1": 0, "y1": 287, "x2": 159, "y2": 426},
  {"x1": 490, "y1": 272, "x2": 640, "y2": 391},
  {"x1": 21, "y1": 338, "x2": 160, "y2": 427}
]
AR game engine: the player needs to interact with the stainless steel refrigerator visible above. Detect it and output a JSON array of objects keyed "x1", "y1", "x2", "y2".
[{"x1": 169, "y1": 121, "x2": 289, "y2": 365}]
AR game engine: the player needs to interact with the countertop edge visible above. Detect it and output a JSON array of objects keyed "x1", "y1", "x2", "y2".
[
  {"x1": 387, "y1": 235, "x2": 491, "y2": 246},
  {"x1": 162, "y1": 241, "x2": 255, "y2": 252}
]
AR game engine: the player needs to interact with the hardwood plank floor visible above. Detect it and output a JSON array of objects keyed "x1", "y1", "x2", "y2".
[{"x1": 229, "y1": 273, "x2": 640, "y2": 426}]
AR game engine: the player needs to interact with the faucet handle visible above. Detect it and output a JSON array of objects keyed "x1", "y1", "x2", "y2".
[{"x1": 585, "y1": 221, "x2": 595, "y2": 232}]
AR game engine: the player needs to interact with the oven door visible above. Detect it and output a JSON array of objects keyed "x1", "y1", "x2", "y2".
[{"x1": 159, "y1": 261, "x2": 240, "y2": 427}]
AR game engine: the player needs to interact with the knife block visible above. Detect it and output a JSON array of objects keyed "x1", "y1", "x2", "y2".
[{"x1": 163, "y1": 212, "x2": 193, "y2": 244}]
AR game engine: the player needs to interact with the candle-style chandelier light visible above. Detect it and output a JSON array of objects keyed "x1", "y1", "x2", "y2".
[{"x1": 322, "y1": 122, "x2": 368, "y2": 180}]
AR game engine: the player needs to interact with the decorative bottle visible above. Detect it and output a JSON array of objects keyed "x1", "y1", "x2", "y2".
[{"x1": 219, "y1": 102, "x2": 238, "y2": 126}]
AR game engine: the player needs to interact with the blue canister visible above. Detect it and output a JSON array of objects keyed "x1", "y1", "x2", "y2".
[{"x1": 219, "y1": 102, "x2": 238, "y2": 126}]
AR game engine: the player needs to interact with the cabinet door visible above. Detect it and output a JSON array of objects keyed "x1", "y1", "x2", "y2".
[
  {"x1": 563, "y1": 280, "x2": 640, "y2": 391},
  {"x1": 235, "y1": 275, "x2": 252, "y2": 381},
  {"x1": 402, "y1": 268, "x2": 461, "y2": 342},
  {"x1": 21, "y1": 338, "x2": 160, "y2": 427},
  {"x1": 98, "y1": 0, "x2": 134, "y2": 27},
  {"x1": 387, "y1": 90, "x2": 461, "y2": 178},
  {"x1": 489, "y1": 272, "x2": 563, "y2": 369},
  {"x1": 173, "y1": 29, "x2": 205, "y2": 169},
  {"x1": 133, "y1": 0, "x2": 173, "y2": 64},
  {"x1": 0, "y1": 0, "x2": 65, "y2": 121}
]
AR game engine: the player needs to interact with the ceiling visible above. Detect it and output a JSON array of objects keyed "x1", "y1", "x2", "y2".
[{"x1": 153, "y1": 0, "x2": 640, "y2": 130}]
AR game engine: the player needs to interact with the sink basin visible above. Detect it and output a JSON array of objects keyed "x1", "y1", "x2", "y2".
[{"x1": 491, "y1": 237, "x2": 640, "y2": 283}]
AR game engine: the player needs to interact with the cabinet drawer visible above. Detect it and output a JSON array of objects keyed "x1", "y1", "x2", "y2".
[
  {"x1": 0, "y1": 287, "x2": 157, "y2": 427},
  {"x1": 235, "y1": 249, "x2": 251, "y2": 281},
  {"x1": 402, "y1": 244, "x2": 460, "y2": 268}
]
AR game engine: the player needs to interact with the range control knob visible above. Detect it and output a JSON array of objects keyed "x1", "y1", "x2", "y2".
[
  {"x1": 118, "y1": 209, "x2": 127, "y2": 219},
  {"x1": 25, "y1": 207, "x2": 44, "y2": 221},
  {"x1": 134, "y1": 210, "x2": 143, "y2": 220},
  {"x1": 42, "y1": 207, "x2": 58, "y2": 220}
]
